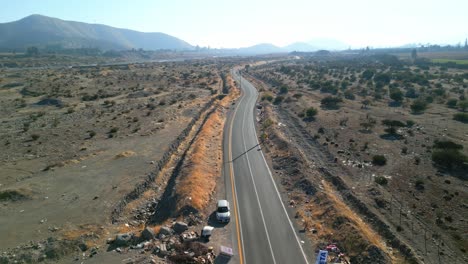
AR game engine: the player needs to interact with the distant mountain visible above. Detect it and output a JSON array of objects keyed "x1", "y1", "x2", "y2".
[
  {"x1": 234, "y1": 40, "x2": 348, "y2": 55},
  {"x1": 238, "y1": 43, "x2": 285, "y2": 54},
  {"x1": 0, "y1": 14, "x2": 193, "y2": 51},
  {"x1": 307, "y1": 38, "x2": 349, "y2": 50},
  {"x1": 284, "y1": 42, "x2": 317, "y2": 52}
]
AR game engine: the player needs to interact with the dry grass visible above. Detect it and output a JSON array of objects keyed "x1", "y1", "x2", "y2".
[
  {"x1": 175, "y1": 77, "x2": 239, "y2": 214},
  {"x1": 150, "y1": 225, "x2": 161, "y2": 235},
  {"x1": 292, "y1": 176, "x2": 395, "y2": 260},
  {"x1": 116, "y1": 223, "x2": 144, "y2": 234},
  {"x1": 176, "y1": 110, "x2": 224, "y2": 212},
  {"x1": 321, "y1": 181, "x2": 390, "y2": 254},
  {"x1": 61, "y1": 224, "x2": 106, "y2": 247}
]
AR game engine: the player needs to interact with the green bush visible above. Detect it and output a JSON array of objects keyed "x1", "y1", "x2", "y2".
[
  {"x1": 433, "y1": 140, "x2": 463, "y2": 150},
  {"x1": 382, "y1": 119, "x2": 405, "y2": 135},
  {"x1": 81, "y1": 94, "x2": 98, "y2": 101},
  {"x1": 415, "y1": 179, "x2": 425, "y2": 190},
  {"x1": 406, "y1": 120, "x2": 415, "y2": 127},
  {"x1": 273, "y1": 96, "x2": 284, "y2": 105},
  {"x1": 453, "y1": 113, "x2": 468, "y2": 123},
  {"x1": 382, "y1": 119, "x2": 406, "y2": 127},
  {"x1": 446, "y1": 98, "x2": 458, "y2": 108},
  {"x1": 305, "y1": 107, "x2": 318, "y2": 118},
  {"x1": 432, "y1": 149, "x2": 467, "y2": 170},
  {"x1": 405, "y1": 88, "x2": 418, "y2": 98},
  {"x1": 375, "y1": 176, "x2": 388, "y2": 185},
  {"x1": 261, "y1": 94, "x2": 273, "y2": 102},
  {"x1": 2, "y1": 82, "x2": 24, "y2": 88},
  {"x1": 458, "y1": 100, "x2": 468, "y2": 112},
  {"x1": 410, "y1": 99, "x2": 428, "y2": 113},
  {"x1": 321, "y1": 96, "x2": 343, "y2": 109},
  {"x1": 390, "y1": 88, "x2": 404, "y2": 102},
  {"x1": 362, "y1": 69, "x2": 374, "y2": 80},
  {"x1": 372, "y1": 155, "x2": 387, "y2": 166},
  {"x1": 344, "y1": 90, "x2": 356, "y2": 100},
  {"x1": 279, "y1": 85, "x2": 289, "y2": 94}
]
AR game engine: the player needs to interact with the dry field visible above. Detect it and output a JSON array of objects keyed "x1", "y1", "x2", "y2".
[
  {"x1": 249, "y1": 54, "x2": 467, "y2": 263},
  {"x1": 0, "y1": 58, "x2": 234, "y2": 262}
]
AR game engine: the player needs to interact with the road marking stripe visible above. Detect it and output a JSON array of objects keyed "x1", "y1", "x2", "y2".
[
  {"x1": 242, "y1": 75, "x2": 311, "y2": 264},
  {"x1": 228, "y1": 71, "x2": 245, "y2": 264}
]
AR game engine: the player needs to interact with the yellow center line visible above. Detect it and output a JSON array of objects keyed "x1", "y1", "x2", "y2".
[{"x1": 228, "y1": 76, "x2": 244, "y2": 264}]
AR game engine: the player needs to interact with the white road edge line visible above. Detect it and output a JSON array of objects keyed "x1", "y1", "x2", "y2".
[
  {"x1": 240, "y1": 77, "x2": 278, "y2": 264},
  {"x1": 229, "y1": 74, "x2": 247, "y2": 264},
  {"x1": 241, "y1": 73, "x2": 311, "y2": 264}
]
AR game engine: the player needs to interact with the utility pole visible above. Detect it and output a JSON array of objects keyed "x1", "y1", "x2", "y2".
[{"x1": 240, "y1": 71, "x2": 242, "y2": 90}]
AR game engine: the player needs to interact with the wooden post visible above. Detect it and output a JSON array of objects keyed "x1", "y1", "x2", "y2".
[
  {"x1": 411, "y1": 214, "x2": 414, "y2": 234},
  {"x1": 424, "y1": 229, "x2": 427, "y2": 255},
  {"x1": 389, "y1": 196, "x2": 392, "y2": 214},
  {"x1": 437, "y1": 242, "x2": 441, "y2": 264},
  {"x1": 399, "y1": 205, "x2": 402, "y2": 226}
]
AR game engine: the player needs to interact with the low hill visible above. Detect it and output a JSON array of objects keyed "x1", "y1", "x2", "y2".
[
  {"x1": 238, "y1": 43, "x2": 286, "y2": 54},
  {"x1": 284, "y1": 42, "x2": 317, "y2": 52},
  {"x1": 0, "y1": 15, "x2": 193, "y2": 51}
]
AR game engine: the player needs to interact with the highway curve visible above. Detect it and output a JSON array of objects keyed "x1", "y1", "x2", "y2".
[{"x1": 222, "y1": 69, "x2": 311, "y2": 264}]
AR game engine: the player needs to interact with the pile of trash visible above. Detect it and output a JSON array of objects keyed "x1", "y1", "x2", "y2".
[
  {"x1": 316, "y1": 243, "x2": 350, "y2": 264},
  {"x1": 108, "y1": 222, "x2": 231, "y2": 264}
]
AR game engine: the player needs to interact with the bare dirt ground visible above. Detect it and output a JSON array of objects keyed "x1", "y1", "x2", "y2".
[
  {"x1": 0, "y1": 58, "x2": 238, "y2": 263},
  {"x1": 247, "y1": 54, "x2": 467, "y2": 263}
]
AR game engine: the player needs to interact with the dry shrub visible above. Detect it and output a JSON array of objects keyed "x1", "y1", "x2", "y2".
[
  {"x1": 115, "y1": 150, "x2": 136, "y2": 159},
  {"x1": 61, "y1": 224, "x2": 103, "y2": 241},
  {"x1": 116, "y1": 223, "x2": 144, "y2": 234},
  {"x1": 151, "y1": 225, "x2": 161, "y2": 234}
]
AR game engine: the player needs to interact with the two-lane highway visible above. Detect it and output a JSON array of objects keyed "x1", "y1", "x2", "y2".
[{"x1": 224, "y1": 69, "x2": 310, "y2": 264}]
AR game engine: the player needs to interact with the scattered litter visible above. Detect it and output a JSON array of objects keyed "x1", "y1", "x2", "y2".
[
  {"x1": 220, "y1": 245, "x2": 233, "y2": 257},
  {"x1": 181, "y1": 231, "x2": 198, "y2": 242}
]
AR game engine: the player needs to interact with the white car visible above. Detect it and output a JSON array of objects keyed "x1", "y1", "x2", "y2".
[{"x1": 216, "y1": 200, "x2": 231, "y2": 223}]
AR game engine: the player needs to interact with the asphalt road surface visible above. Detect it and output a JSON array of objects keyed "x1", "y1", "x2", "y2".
[{"x1": 222, "y1": 69, "x2": 311, "y2": 264}]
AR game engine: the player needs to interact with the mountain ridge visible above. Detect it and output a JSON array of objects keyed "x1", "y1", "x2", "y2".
[{"x1": 0, "y1": 14, "x2": 193, "y2": 51}]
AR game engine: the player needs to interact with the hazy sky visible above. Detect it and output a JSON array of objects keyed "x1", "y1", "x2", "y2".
[{"x1": 1, "y1": 0, "x2": 466, "y2": 49}]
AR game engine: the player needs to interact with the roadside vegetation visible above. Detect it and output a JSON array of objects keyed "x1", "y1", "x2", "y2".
[{"x1": 250, "y1": 52, "x2": 467, "y2": 263}]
